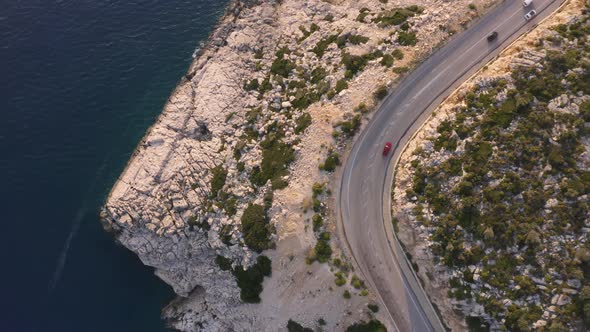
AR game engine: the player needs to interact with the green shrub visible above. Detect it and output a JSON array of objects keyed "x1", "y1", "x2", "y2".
[
  {"x1": 343, "y1": 290, "x2": 351, "y2": 299},
  {"x1": 580, "y1": 100, "x2": 590, "y2": 121},
  {"x1": 219, "y1": 224, "x2": 233, "y2": 245},
  {"x1": 244, "y1": 79, "x2": 259, "y2": 91},
  {"x1": 241, "y1": 203, "x2": 272, "y2": 253},
  {"x1": 312, "y1": 182, "x2": 325, "y2": 197},
  {"x1": 295, "y1": 113, "x2": 312, "y2": 134},
  {"x1": 271, "y1": 47, "x2": 295, "y2": 77},
  {"x1": 373, "y1": 7, "x2": 421, "y2": 26},
  {"x1": 215, "y1": 255, "x2": 232, "y2": 271},
  {"x1": 250, "y1": 131, "x2": 295, "y2": 189},
  {"x1": 356, "y1": 10, "x2": 370, "y2": 23},
  {"x1": 315, "y1": 232, "x2": 332, "y2": 262},
  {"x1": 312, "y1": 34, "x2": 338, "y2": 58},
  {"x1": 312, "y1": 199, "x2": 322, "y2": 213},
  {"x1": 310, "y1": 67, "x2": 327, "y2": 84},
  {"x1": 298, "y1": 23, "x2": 320, "y2": 42},
  {"x1": 312, "y1": 214, "x2": 324, "y2": 232},
  {"x1": 346, "y1": 320, "x2": 386, "y2": 332},
  {"x1": 258, "y1": 77, "x2": 272, "y2": 95},
  {"x1": 233, "y1": 139, "x2": 247, "y2": 160},
  {"x1": 342, "y1": 53, "x2": 369, "y2": 79},
  {"x1": 392, "y1": 66, "x2": 409, "y2": 74},
  {"x1": 188, "y1": 215, "x2": 210, "y2": 231},
  {"x1": 397, "y1": 31, "x2": 417, "y2": 46},
  {"x1": 351, "y1": 275, "x2": 365, "y2": 289},
  {"x1": 319, "y1": 151, "x2": 341, "y2": 172},
  {"x1": 374, "y1": 85, "x2": 388, "y2": 100},
  {"x1": 254, "y1": 48, "x2": 264, "y2": 59},
  {"x1": 334, "y1": 271, "x2": 346, "y2": 286},
  {"x1": 368, "y1": 304, "x2": 379, "y2": 313},
  {"x1": 271, "y1": 58, "x2": 295, "y2": 78},
  {"x1": 380, "y1": 54, "x2": 394, "y2": 67},
  {"x1": 233, "y1": 255, "x2": 272, "y2": 303},
  {"x1": 287, "y1": 320, "x2": 313, "y2": 332},
  {"x1": 290, "y1": 87, "x2": 321, "y2": 109},
  {"x1": 347, "y1": 34, "x2": 370, "y2": 45},
  {"x1": 391, "y1": 49, "x2": 404, "y2": 59},
  {"x1": 335, "y1": 79, "x2": 349, "y2": 93},
  {"x1": 210, "y1": 165, "x2": 227, "y2": 197},
  {"x1": 340, "y1": 114, "x2": 362, "y2": 137}
]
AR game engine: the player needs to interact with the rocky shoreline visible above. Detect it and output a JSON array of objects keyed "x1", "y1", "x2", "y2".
[{"x1": 102, "y1": 0, "x2": 501, "y2": 330}]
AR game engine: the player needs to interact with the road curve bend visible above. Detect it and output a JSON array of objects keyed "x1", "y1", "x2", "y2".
[{"x1": 337, "y1": 0, "x2": 563, "y2": 330}]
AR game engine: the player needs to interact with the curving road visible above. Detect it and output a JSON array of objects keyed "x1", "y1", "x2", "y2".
[{"x1": 338, "y1": 0, "x2": 563, "y2": 330}]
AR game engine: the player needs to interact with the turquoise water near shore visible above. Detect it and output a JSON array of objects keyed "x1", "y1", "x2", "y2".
[{"x1": 0, "y1": 1, "x2": 228, "y2": 331}]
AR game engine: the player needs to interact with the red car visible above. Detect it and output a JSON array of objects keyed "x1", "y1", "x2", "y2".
[{"x1": 383, "y1": 142, "x2": 393, "y2": 156}]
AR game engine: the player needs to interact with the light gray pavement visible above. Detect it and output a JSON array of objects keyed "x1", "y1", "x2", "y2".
[{"x1": 337, "y1": 0, "x2": 564, "y2": 331}]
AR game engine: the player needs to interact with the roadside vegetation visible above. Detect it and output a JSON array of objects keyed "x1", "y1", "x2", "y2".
[{"x1": 401, "y1": 6, "x2": 590, "y2": 329}]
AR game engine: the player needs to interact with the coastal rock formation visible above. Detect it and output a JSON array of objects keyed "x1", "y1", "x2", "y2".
[{"x1": 102, "y1": 0, "x2": 499, "y2": 330}]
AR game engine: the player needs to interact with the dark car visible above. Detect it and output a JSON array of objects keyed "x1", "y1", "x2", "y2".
[
  {"x1": 383, "y1": 142, "x2": 393, "y2": 156},
  {"x1": 487, "y1": 31, "x2": 498, "y2": 42}
]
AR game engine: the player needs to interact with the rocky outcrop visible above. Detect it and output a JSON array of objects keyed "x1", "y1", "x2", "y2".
[{"x1": 102, "y1": 0, "x2": 501, "y2": 330}]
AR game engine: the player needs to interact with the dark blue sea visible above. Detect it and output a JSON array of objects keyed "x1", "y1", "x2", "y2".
[{"x1": 0, "y1": 1, "x2": 228, "y2": 331}]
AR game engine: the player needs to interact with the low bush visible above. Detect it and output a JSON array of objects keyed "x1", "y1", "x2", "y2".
[
  {"x1": 347, "y1": 34, "x2": 370, "y2": 45},
  {"x1": 392, "y1": 66, "x2": 409, "y2": 74},
  {"x1": 398, "y1": 31, "x2": 417, "y2": 46},
  {"x1": 298, "y1": 23, "x2": 320, "y2": 42},
  {"x1": 243, "y1": 78, "x2": 259, "y2": 91},
  {"x1": 250, "y1": 130, "x2": 295, "y2": 189},
  {"x1": 380, "y1": 54, "x2": 394, "y2": 67},
  {"x1": 312, "y1": 214, "x2": 323, "y2": 232},
  {"x1": 391, "y1": 49, "x2": 404, "y2": 59},
  {"x1": 351, "y1": 275, "x2": 365, "y2": 289},
  {"x1": 315, "y1": 232, "x2": 332, "y2": 263},
  {"x1": 312, "y1": 34, "x2": 338, "y2": 58},
  {"x1": 294, "y1": 113, "x2": 312, "y2": 134},
  {"x1": 290, "y1": 87, "x2": 321, "y2": 110},
  {"x1": 339, "y1": 114, "x2": 362, "y2": 137},
  {"x1": 233, "y1": 255, "x2": 272, "y2": 303},
  {"x1": 286, "y1": 320, "x2": 313, "y2": 332},
  {"x1": 215, "y1": 255, "x2": 232, "y2": 271},
  {"x1": 319, "y1": 151, "x2": 341, "y2": 172},
  {"x1": 356, "y1": 9, "x2": 370, "y2": 23},
  {"x1": 210, "y1": 165, "x2": 227, "y2": 197},
  {"x1": 258, "y1": 77, "x2": 272, "y2": 96},
  {"x1": 374, "y1": 85, "x2": 388, "y2": 100},
  {"x1": 342, "y1": 52, "x2": 369, "y2": 79},
  {"x1": 345, "y1": 320, "x2": 387, "y2": 332},
  {"x1": 271, "y1": 47, "x2": 295, "y2": 77},
  {"x1": 334, "y1": 271, "x2": 346, "y2": 286},
  {"x1": 310, "y1": 67, "x2": 327, "y2": 84},
  {"x1": 373, "y1": 7, "x2": 422, "y2": 26},
  {"x1": 335, "y1": 79, "x2": 349, "y2": 93},
  {"x1": 241, "y1": 203, "x2": 272, "y2": 253}
]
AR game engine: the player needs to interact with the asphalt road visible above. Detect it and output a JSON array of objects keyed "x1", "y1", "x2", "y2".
[{"x1": 338, "y1": 0, "x2": 563, "y2": 330}]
